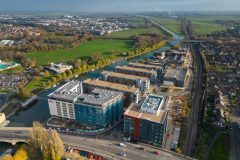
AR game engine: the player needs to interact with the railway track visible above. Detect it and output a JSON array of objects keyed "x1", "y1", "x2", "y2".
[{"x1": 184, "y1": 43, "x2": 204, "y2": 156}]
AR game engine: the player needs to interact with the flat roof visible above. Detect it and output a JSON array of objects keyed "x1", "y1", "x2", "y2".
[
  {"x1": 164, "y1": 68, "x2": 179, "y2": 78},
  {"x1": 115, "y1": 66, "x2": 156, "y2": 74},
  {"x1": 76, "y1": 88, "x2": 123, "y2": 108},
  {"x1": 164, "y1": 68, "x2": 187, "y2": 81},
  {"x1": 128, "y1": 62, "x2": 161, "y2": 69},
  {"x1": 48, "y1": 81, "x2": 81, "y2": 101},
  {"x1": 83, "y1": 79, "x2": 139, "y2": 93},
  {"x1": 141, "y1": 95, "x2": 163, "y2": 112},
  {"x1": 101, "y1": 71, "x2": 149, "y2": 81},
  {"x1": 124, "y1": 103, "x2": 168, "y2": 124}
]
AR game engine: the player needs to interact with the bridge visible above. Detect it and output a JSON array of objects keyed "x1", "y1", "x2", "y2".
[{"x1": 0, "y1": 127, "x2": 195, "y2": 160}]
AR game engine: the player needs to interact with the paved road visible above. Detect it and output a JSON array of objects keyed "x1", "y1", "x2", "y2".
[
  {"x1": 230, "y1": 106, "x2": 240, "y2": 160},
  {"x1": 184, "y1": 43, "x2": 204, "y2": 156},
  {"x1": 0, "y1": 128, "x2": 195, "y2": 160}
]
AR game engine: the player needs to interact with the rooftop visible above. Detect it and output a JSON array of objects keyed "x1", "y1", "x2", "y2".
[
  {"x1": 140, "y1": 95, "x2": 165, "y2": 114},
  {"x1": 48, "y1": 81, "x2": 82, "y2": 102},
  {"x1": 124, "y1": 94, "x2": 167, "y2": 123},
  {"x1": 115, "y1": 66, "x2": 156, "y2": 75},
  {"x1": 83, "y1": 79, "x2": 139, "y2": 93},
  {"x1": 101, "y1": 71, "x2": 149, "y2": 81},
  {"x1": 164, "y1": 68, "x2": 179, "y2": 78},
  {"x1": 76, "y1": 88, "x2": 123, "y2": 108},
  {"x1": 128, "y1": 62, "x2": 162, "y2": 70},
  {"x1": 124, "y1": 102, "x2": 168, "y2": 124}
]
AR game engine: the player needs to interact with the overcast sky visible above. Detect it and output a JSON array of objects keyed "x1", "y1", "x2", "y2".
[{"x1": 0, "y1": 0, "x2": 240, "y2": 12}]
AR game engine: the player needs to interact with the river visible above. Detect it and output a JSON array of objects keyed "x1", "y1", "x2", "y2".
[{"x1": 7, "y1": 26, "x2": 182, "y2": 127}]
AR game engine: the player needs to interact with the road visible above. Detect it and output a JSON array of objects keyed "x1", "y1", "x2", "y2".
[
  {"x1": 183, "y1": 43, "x2": 204, "y2": 156},
  {"x1": 0, "y1": 127, "x2": 195, "y2": 160},
  {"x1": 230, "y1": 106, "x2": 240, "y2": 160}
]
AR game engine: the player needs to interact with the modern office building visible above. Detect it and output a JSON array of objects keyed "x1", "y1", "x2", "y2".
[
  {"x1": 163, "y1": 67, "x2": 187, "y2": 87},
  {"x1": 74, "y1": 88, "x2": 123, "y2": 128},
  {"x1": 48, "y1": 81, "x2": 82, "y2": 120},
  {"x1": 48, "y1": 81, "x2": 124, "y2": 128},
  {"x1": 124, "y1": 94, "x2": 168, "y2": 147},
  {"x1": 100, "y1": 71, "x2": 150, "y2": 93},
  {"x1": 115, "y1": 66, "x2": 159, "y2": 83},
  {"x1": 82, "y1": 79, "x2": 139, "y2": 106}
]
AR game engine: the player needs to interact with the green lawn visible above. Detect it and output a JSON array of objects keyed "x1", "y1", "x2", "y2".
[
  {"x1": 125, "y1": 17, "x2": 145, "y2": 25},
  {"x1": 25, "y1": 76, "x2": 51, "y2": 94},
  {"x1": 27, "y1": 39, "x2": 135, "y2": 65},
  {"x1": 108, "y1": 27, "x2": 162, "y2": 38},
  {"x1": 189, "y1": 15, "x2": 240, "y2": 23},
  {"x1": 208, "y1": 133, "x2": 230, "y2": 160},
  {"x1": 150, "y1": 17, "x2": 182, "y2": 35},
  {"x1": 188, "y1": 15, "x2": 240, "y2": 35},
  {"x1": 191, "y1": 21, "x2": 227, "y2": 35}
]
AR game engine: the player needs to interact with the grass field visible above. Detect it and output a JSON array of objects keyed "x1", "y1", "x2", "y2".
[
  {"x1": 208, "y1": 133, "x2": 230, "y2": 160},
  {"x1": 27, "y1": 39, "x2": 135, "y2": 65},
  {"x1": 191, "y1": 21, "x2": 227, "y2": 35},
  {"x1": 189, "y1": 15, "x2": 240, "y2": 23},
  {"x1": 125, "y1": 17, "x2": 145, "y2": 25},
  {"x1": 188, "y1": 15, "x2": 240, "y2": 35},
  {"x1": 25, "y1": 76, "x2": 50, "y2": 94},
  {"x1": 108, "y1": 27, "x2": 162, "y2": 38},
  {"x1": 150, "y1": 17, "x2": 182, "y2": 35}
]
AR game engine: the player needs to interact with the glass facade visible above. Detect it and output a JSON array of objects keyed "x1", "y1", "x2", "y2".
[
  {"x1": 74, "y1": 99, "x2": 123, "y2": 128},
  {"x1": 124, "y1": 116, "x2": 167, "y2": 147}
]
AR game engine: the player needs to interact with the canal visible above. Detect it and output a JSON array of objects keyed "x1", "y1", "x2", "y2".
[{"x1": 8, "y1": 26, "x2": 182, "y2": 127}]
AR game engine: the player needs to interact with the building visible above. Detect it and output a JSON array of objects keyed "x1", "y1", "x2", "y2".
[
  {"x1": 46, "y1": 63, "x2": 73, "y2": 74},
  {"x1": 0, "y1": 113, "x2": 6, "y2": 125},
  {"x1": 124, "y1": 94, "x2": 168, "y2": 147},
  {"x1": 74, "y1": 88, "x2": 123, "y2": 128},
  {"x1": 115, "y1": 66, "x2": 159, "y2": 83},
  {"x1": 82, "y1": 79, "x2": 139, "y2": 106},
  {"x1": 164, "y1": 68, "x2": 187, "y2": 87},
  {"x1": 100, "y1": 71, "x2": 150, "y2": 93},
  {"x1": 48, "y1": 81, "x2": 82, "y2": 120},
  {"x1": 48, "y1": 81, "x2": 124, "y2": 128},
  {"x1": 128, "y1": 62, "x2": 162, "y2": 70}
]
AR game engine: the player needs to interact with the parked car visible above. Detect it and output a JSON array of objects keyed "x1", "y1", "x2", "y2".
[
  {"x1": 119, "y1": 143, "x2": 126, "y2": 148},
  {"x1": 120, "y1": 152, "x2": 126, "y2": 157},
  {"x1": 153, "y1": 151, "x2": 160, "y2": 155}
]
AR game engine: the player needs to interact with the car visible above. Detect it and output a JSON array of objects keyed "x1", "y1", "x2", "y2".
[
  {"x1": 119, "y1": 143, "x2": 126, "y2": 147},
  {"x1": 120, "y1": 152, "x2": 126, "y2": 157},
  {"x1": 153, "y1": 151, "x2": 160, "y2": 155},
  {"x1": 139, "y1": 147, "x2": 144, "y2": 150}
]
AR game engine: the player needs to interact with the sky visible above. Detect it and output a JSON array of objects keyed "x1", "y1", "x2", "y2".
[{"x1": 0, "y1": 0, "x2": 240, "y2": 13}]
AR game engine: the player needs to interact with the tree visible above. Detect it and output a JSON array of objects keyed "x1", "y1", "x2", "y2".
[
  {"x1": 44, "y1": 70, "x2": 50, "y2": 77},
  {"x1": 1, "y1": 154, "x2": 13, "y2": 160},
  {"x1": 28, "y1": 122, "x2": 64, "y2": 160},
  {"x1": 13, "y1": 145, "x2": 28, "y2": 160},
  {"x1": 51, "y1": 77, "x2": 57, "y2": 83},
  {"x1": 74, "y1": 59, "x2": 82, "y2": 68},
  {"x1": 66, "y1": 70, "x2": 73, "y2": 77},
  {"x1": 49, "y1": 130, "x2": 64, "y2": 160},
  {"x1": 56, "y1": 74, "x2": 63, "y2": 81},
  {"x1": 62, "y1": 72, "x2": 67, "y2": 79},
  {"x1": 91, "y1": 52, "x2": 103, "y2": 62}
]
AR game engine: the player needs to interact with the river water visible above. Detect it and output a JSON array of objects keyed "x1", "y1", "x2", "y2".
[{"x1": 8, "y1": 26, "x2": 182, "y2": 127}]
